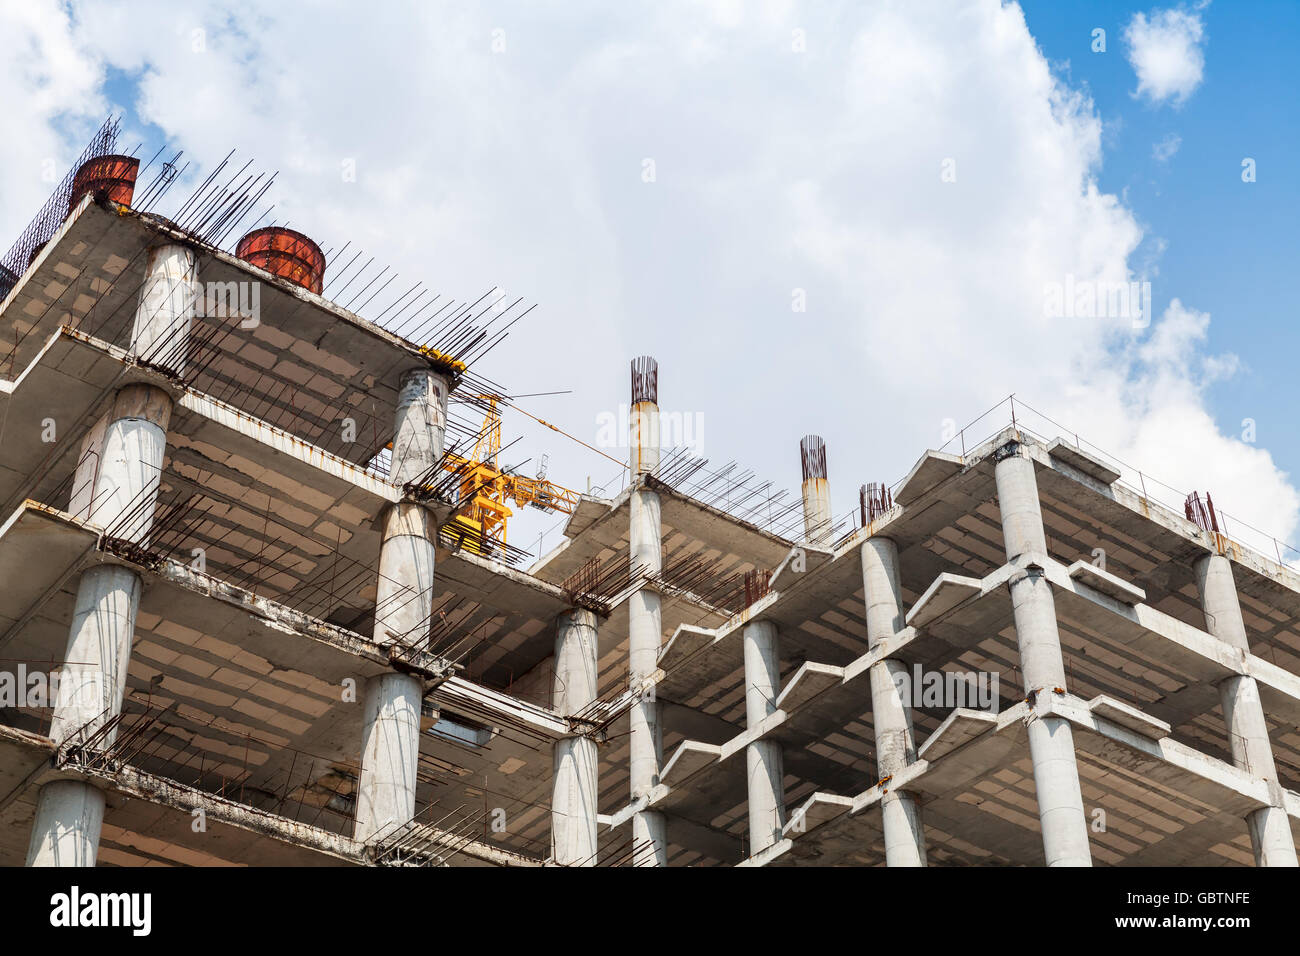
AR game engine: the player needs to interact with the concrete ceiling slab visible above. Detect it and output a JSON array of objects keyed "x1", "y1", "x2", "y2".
[{"x1": 0, "y1": 199, "x2": 437, "y2": 469}]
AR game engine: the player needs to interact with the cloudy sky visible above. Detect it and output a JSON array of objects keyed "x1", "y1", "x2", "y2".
[{"x1": 2, "y1": 0, "x2": 1297, "y2": 560}]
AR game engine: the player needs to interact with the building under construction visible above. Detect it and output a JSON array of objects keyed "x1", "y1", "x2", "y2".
[{"x1": 3, "y1": 123, "x2": 1300, "y2": 868}]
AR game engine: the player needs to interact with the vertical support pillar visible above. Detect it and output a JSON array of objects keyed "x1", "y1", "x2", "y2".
[
  {"x1": 25, "y1": 780, "x2": 105, "y2": 867},
  {"x1": 1195, "y1": 553, "x2": 1298, "y2": 866},
  {"x1": 860, "y1": 537, "x2": 927, "y2": 866},
  {"x1": 551, "y1": 608, "x2": 599, "y2": 865},
  {"x1": 355, "y1": 367, "x2": 449, "y2": 844},
  {"x1": 70, "y1": 385, "x2": 174, "y2": 536},
  {"x1": 355, "y1": 672, "x2": 422, "y2": 844},
  {"x1": 28, "y1": 247, "x2": 191, "y2": 867},
  {"x1": 799, "y1": 435, "x2": 832, "y2": 547},
  {"x1": 743, "y1": 619, "x2": 785, "y2": 854},
  {"x1": 994, "y1": 444, "x2": 1091, "y2": 866},
  {"x1": 628, "y1": 356, "x2": 667, "y2": 865},
  {"x1": 133, "y1": 243, "x2": 200, "y2": 375}
]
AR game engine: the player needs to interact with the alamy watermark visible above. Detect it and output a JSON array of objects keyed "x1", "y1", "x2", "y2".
[
  {"x1": 50, "y1": 886, "x2": 151, "y2": 936},
  {"x1": 0, "y1": 666, "x2": 107, "y2": 710},
  {"x1": 595, "y1": 404, "x2": 704, "y2": 452},
  {"x1": 148, "y1": 279, "x2": 262, "y2": 328},
  {"x1": 891, "y1": 664, "x2": 999, "y2": 711},
  {"x1": 190, "y1": 280, "x2": 261, "y2": 328},
  {"x1": 1044, "y1": 274, "x2": 1151, "y2": 329}
]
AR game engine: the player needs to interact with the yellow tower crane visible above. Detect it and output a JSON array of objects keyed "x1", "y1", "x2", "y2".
[{"x1": 441, "y1": 395, "x2": 581, "y2": 554}]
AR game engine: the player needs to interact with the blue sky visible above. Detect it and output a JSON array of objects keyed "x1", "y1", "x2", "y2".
[
  {"x1": 3, "y1": 0, "x2": 1298, "y2": 557},
  {"x1": 1023, "y1": 0, "x2": 1300, "y2": 477}
]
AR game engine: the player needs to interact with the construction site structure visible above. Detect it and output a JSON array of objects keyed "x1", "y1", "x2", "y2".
[{"x1": 2, "y1": 144, "x2": 1300, "y2": 868}]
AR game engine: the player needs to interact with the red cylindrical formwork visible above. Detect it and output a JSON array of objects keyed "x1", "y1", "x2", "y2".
[
  {"x1": 235, "y1": 227, "x2": 326, "y2": 294},
  {"x1": 68, "y1": 154, "x2": 140, "y2": 216}
]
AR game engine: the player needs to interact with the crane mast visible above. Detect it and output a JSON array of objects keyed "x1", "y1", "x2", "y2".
[{"x1": 441, "y1": 395, "x2": 580, "y2": 555}]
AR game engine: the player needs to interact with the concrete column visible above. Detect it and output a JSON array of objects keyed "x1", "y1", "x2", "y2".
[
  {"x1": 355, "y1": 673, "x2": 423, "y2": 844},
  {"x1": 860, "y1": 537, "x2": 927, "y2": 866},
  {"x1": 627, "y1": 356, "x2": 667, "y2": 865},
  {"x1": 354, "y1": 367, "x2": 449, "y2": 844},
  {"x1": 25, "y1": 780, "x2": 106, "y2": 867},
  {"x1": 994, "y1": 446, "x2": 1091, "y2": 867},
  {"x1": 133, "y1": 243, "x2": 199, "y2": 375},
  {"x1": 1195, "y1": 553, "x2": 1298, "y2": 867},
  {"x1": 799, "y1": 435, "x2": 832, "y2": 546},
  {"x1": 743, "y1": 619, "x2": 785, "y2": 854},
  {"x1": 371, "y1": 505, "x2": 437, "y2": 646},
  {"x1": 71, "y1": 384, "x2": 173, "y2": 541},
  {"x1": 29, "y1": 251, "x2": 189, "y2": 868},
  {"x1": 551, "y1": 607, "x2": 599, "y2": 865},
  {"x1": 391, "y1": 368, "x2": 449, "y2": 486},
  {"x1": 46, "y1": 565, "x2": 142, "y2": 747}
]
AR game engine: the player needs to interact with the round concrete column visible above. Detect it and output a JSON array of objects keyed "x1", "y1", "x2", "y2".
[
  {"x1": 743, "y1": 619, "x2": 785, "y2": 854},
  {"x1": 25, "y1": 780, "x2": 106, "y2": 867},
  {"x1": 552, "y1": 608, "x2": 599, "y2": 866},
  {"x1": 72, "y1": 384, "x2": 173, "y2": 542},
  {"x1": 994, "y1": 448, "x2": 1091, "y2": 867},
  {"x1": 373, "y1": 504, "x2": 437, "y2": 645},
  {"x1": 627, "y1": 358, "x2": 667, "y2": 865},
  {"x1": 800, "y1": 436, "x2": 832, "y2": 547},
  {"x1": 629, "y1": 397, "x2": 660, "y2": 477},
  {"x1": 627, "y1": 573, "x2": 667, "y2": 866},
  {"x1": 30, "y1": 578, "x2": 124, "y2": 866},
  {"x1": 357, "y1": 503, "x2": 433, "y2": 846},
  {"x1": 28, "y1": 379, "x2": 174, "y2": 868},
  {"x1": 1196, "y1": 553, "x2": 1298, "y2": 867},
  {"x1": 354, "y1": 365, "x2": 450, "y2": 844},
  {"x1": 391, "y1": 368, "x2": 449, "y2": 486},
  {"x1": 860, "y1": 537, "x2": 927, "y2": 866},
  {"x1": 47, "y1": 564, "x2": 142, "y2": 746},
  {"x1": 354, "y1": 672, "x2": 423, "y2": 844},
  {"x1": 133, "y1": 243, "x2": 198, "y2": 375},
  {"x1": 626, "y1": 489, "x2": 663, "y2": 796}
]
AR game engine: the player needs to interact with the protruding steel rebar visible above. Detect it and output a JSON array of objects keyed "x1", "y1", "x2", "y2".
[
  {"x1": 800, "y1": 434, "x2": 828, "y2": 481},
  {"x1": 631, "y1": 355, "x2": 658, "y2": 405},
  {"x1": 860, "y1": 482, "x2": 894, "y2": 526}
]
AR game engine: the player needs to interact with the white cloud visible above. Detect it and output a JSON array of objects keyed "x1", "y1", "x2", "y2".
[
  {"x1": 0, "y1": 2, "x2": 107, "y2": 225},
  {"x1": 1, "y1": 0, "x2": 1293, "y2": 554},
  {"x1": 1124, "y1": 6, "x2": 1208, "y2": 106},
  {"x1": 1152, "y1": 132, "x2": 1182, "y2": 162}
]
